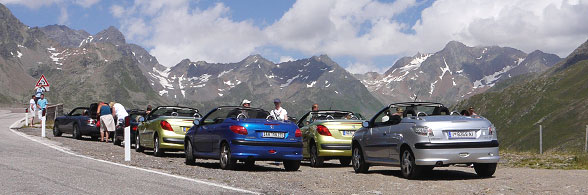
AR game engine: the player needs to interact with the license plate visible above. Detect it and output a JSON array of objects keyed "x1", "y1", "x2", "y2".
[
  {"x1": 182, "y1": 127, "x2": 189, "y2": 132},
  {"x1": 262, "y1": 131, "x2": 285, "y2": 138},
  {"x1": 448, "y1": 131, "x2": 476, "y2": 138},
  {"x1": 341, "y1": 130, "x2": 355, "y2": 136}
]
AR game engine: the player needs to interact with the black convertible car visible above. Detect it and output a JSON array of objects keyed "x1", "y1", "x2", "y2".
[{"x1": 53, "y1": 103, "x2": 100, "y2": 139}]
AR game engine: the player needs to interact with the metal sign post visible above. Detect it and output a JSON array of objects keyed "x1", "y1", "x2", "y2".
[
  {"x1": 539, "y1": 125, "x2": 543, "y2": 154},
  {"x1": 124, "y1": 126, "x2": 131, "y2": 161}
]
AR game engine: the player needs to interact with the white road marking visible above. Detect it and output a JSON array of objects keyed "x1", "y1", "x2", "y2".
[{"x1": 8, "y1": 117, "x2": 260, "y2": 195}]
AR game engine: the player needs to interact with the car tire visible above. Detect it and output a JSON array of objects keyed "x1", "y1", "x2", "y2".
[
  {"x1": 401, "y1": 149, "x2": 425, "y2": 179},
  {"x1": 310, "y1": 144, "x2": 324, "y2": 167},
  {"x1": 53, "y1": 124, "x2": 62, "y2": 137},
  {"x1": 352, "y1": 146, "x2": 370, "y2": 173},
  {"x1": 153, "y1": 134, "x2": 164, "y2": 157},
  {"x1": 135, "y1": 133, "x2": 144, "y2": 152},
  {"x1": 113, "y1": 131, "x2": 122, "y2": 146},
  {"x1": 72, "y1": 124, "x2": 81, "y2": 140},
  {"x1": 219, "y1": 143, "x2": 236, "y2": 170},
  {"x1": 283, "y1": 160, "x2": 301, "y2": 171},
  {"x1": 339, "y1": 157, "x2": 352, "y2": 166},
  {"x1": 185, "y1": 140, "x2": 196, "y2": 165},
  {"x1": 474, "y1": 163, "x2": 497, "y2": 177}
]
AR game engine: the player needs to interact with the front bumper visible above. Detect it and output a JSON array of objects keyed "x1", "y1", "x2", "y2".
[
  {"x1": 231, "y1": 140, "x2": 303, "y2": 161},
  {"x1": 413, "y1": 145, "x2": 500, "y2": 166}
]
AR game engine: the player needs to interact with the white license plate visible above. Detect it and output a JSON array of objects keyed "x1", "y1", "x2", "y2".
[
  {"x1": 262, "y1": 131, "x2": 285, "y2": 138},
  {"x1": 448, "y1": 131, "x2": 476, "y2": 138},
  {"x1": 341, "y1": 130, "x2": 355, "y2": 136}
]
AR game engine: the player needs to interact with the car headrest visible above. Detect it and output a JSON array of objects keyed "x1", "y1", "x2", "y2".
[{"x1": 403, "y1": 109, "x2": 416, "y2": 117}]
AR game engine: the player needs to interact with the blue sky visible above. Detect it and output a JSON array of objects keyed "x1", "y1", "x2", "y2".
[{"x1": 4, "y1": 0, "x2": 588, "y2": 74}]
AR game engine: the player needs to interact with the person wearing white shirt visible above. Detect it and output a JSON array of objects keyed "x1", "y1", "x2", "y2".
[
  {"x1": 112, "y1": 102, "x2": 129, "y2": 126},
  {"x1": 29, "y1": 95, "x2": 36, "y2": 125},
  {"x1": 269, "y1": 98, "x2": 288, "y2": 121}
]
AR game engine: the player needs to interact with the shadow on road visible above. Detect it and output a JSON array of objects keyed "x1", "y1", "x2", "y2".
[
  {"x1": 187, "y1": 161, "x2": 289, "y2": 172},
  {"x1": 358, "y1": 168, "x2": 491, "y2": 181},
  {"x1": 300, "y1": 161, "x2": 351, "y2": 168}
]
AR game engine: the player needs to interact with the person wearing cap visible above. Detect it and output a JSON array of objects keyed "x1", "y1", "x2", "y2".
[
  {"x1": 270, "y1": 98, "x2": 288, "y2": 121},
  {"x1": 241, "y1": 99, "x2": 251, "y2": 108}
]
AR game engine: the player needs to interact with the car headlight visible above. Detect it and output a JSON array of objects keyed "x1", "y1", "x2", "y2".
[{"x1": 412, "y1": 126, "x2": 433, "y2": 136}]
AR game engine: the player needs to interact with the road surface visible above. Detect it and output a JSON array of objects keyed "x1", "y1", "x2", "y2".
[{"x1": 0, "y1": 110, "x2": 255, "y2": 194}]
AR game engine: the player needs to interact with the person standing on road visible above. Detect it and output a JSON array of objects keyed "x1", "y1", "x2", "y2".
[
  {"x1": 97, "y1": 101, "x2": 115, "y2": 142},
  {"x1": 36, "y1": 94, "x2": 48, "y2": 120},
  {"x1": 269, "y1": 98, "x2": 287, "y2": 121},
  {"x1": 29, "y1": 95, "x2": 36, "y2": 125},
  {"x1": 112, "y1": 102, "x2": 128, "y2": 127}
]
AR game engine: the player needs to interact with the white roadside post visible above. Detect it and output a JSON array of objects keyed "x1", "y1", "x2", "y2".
[
  {"x1": 41, "y1": 115, "x2": 46, "y2": 138},
  {"x1": 25, "y1": 108, "x2": 29, "y2": 126},
  {"x1": 539, "y1": 125, "x2": 543, "y2": 154},
  {"x1": 585, "y1": 125, "x2": 587, "y2": 153},
  {"x1": 124, "y1": 117, "x2": 131, "y2": 161}
]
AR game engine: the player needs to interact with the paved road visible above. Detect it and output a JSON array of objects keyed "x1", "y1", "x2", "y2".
[{"x1": 0, "y1": 110, "x2": 255, "y2": 194}]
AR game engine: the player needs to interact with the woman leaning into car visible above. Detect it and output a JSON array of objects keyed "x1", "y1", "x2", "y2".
[{"x1": 97, "y1": 101, "x2": 116, "y2": 142}]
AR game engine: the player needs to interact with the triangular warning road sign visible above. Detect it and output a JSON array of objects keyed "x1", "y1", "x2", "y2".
[{"x1": 36, "y1": 75, "x2": 50, "y2": 87}]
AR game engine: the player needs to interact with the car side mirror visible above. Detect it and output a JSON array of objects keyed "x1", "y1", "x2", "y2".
[
  {"x1": 362, "y1": 121, "x2": 370, "y2": 128},
  {"x1": 138, "y1": 117, "x2": 145, "y2": 122},
  {"x1": 193, "y1": 119, "x2": 200, "y2": 126}
]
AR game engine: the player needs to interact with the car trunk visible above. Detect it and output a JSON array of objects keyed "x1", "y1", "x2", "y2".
[
  {"x1": 164, "y1": 117, "x2": 195, "y2": 135},
  {"x1": 239, "y1": 119, "x2": 296, "y2": 140},
  {"x1": 320, "y1": 120, "x2": 363, "y2": 140},
  {"x1": 422, "y1": 116, "x2": 493, "y2": 143}
]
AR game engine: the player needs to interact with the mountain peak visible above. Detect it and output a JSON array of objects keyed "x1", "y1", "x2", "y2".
[
  {"x1": 443, "y1": 40, "x2": 467, "y2": 50},
  {"x1": 551, "y1": 38, "x2": 588, "y2": 73},
  {"x1": 241, "y1": 54, "x2": 271, "y2": 65},
  {"x1": 312, "y1": 54, "x2": 337, "y2": 66},
  {"x1": 94, "y1": 26, "x2": 125, "y2": 45}
]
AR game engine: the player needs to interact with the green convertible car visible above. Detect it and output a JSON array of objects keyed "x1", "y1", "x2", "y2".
[
  {"x1": 135, "y1": 106, "x2": 201, "y2": 156},
  {"x1": 297, "y1": 110, "x2": 364, "y2": 167}
]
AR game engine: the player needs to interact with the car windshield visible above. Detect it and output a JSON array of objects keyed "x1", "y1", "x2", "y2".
[
  {"x1": 151, "y1": 107, "x2": 198, "y2": 118},
  {"x1": 389, "y1": 102, "x2": 446, "y2": 116},
  {"x1": 203, "y1": 107, "x2": 270, "y2": 124},
  {"x1": 310, "y1": 111, "x2": 363, "y2": 121}
]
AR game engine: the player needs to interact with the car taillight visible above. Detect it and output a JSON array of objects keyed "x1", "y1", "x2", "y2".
[
  {"x1": 316, "y1": 125, "x2": 331, "y2": 136},
  {"x1": 489, "y1": 126, "x2": 494, "y2": 135},
  {"x1": 87, "y1": 119, "x2": 96, "y2": 125},
  {"x1": 295, "y1": 128, "x2": 302, "y2": 137},
  {"x1": 230, "y1": 125, "x2": 248, "y2": 135},
  {"x1": 132, "y1": 126, "x2": 138, "y2": 131},
  {"x1": 161, "y1": 121, "x2": 173, "y2": 131}
]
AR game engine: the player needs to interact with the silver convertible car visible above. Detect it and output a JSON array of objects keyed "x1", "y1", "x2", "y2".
[{"x1": 351, "y1": 102, "x2": 499, "y2": 179}]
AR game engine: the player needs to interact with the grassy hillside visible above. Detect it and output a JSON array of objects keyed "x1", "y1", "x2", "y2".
[{"x1": 456, "y1": 60, "x2": 588, "y2": 152}]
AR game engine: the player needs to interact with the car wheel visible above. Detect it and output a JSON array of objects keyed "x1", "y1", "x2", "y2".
[
  {"x1": 339, "y1": 157, "x2": 352, "y2": 166},
  {"x1": 153, "y1": 135, "x2": 164, "y2": 157},
  {"x1": 401, "y1": 149, "x2": 424, "y2": 179},
  {"x1": 219, "y1": 143, "x2": 236, "y2": 170},
  {"x1": 135, "y1": 133, "x2": 144, "y2": 152},
  {"x1": 72, "y1": 124, "x2": 81, "y2": 140},
  {"x1": 244, "y1": 160, "x2": 255, "y2": 167},
  {"x1": 352, "y1": 146, "x2": 370, "y2": 173},
  {"x1": 310, "y1": 144, "x2": 324, "y2": 167},
  {"x1": 185, "y1": 140, "x2": 196, "y2": 165},
  {"x1": 53, "y1": 124, "x2": 62, "y2": 137},
  {"x1": 283, "y1": 160, "x2": 301, "y2": 171},
  {"x1": 113, "y1": 131, "x2": 122, "y2": 146},
  {"x1": 474, "y1": 163, "x2": 497, "y2": 178}
]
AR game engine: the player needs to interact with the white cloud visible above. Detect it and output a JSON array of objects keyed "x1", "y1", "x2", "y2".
[
  {"x1": 0, "y1": 0, "x2": 101, "y2": 9},
  {"x1": 74, "y1": 0, "x2": 100, "y2": 8},
  {"x1": 112, "y1": 0, "x2": 588, "y2": 72},
  {"x1": 279, "y1": 56, "x2": 294, "y2": 63},
  {"x1": 58, "y1": 6, "x2": 69, "y2": 24},
  {"x1": 345, "y1": 62, "x2": 389, "y2": 74}
]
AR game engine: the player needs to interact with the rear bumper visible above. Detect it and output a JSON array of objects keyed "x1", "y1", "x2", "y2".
[
  {"x1": 230, "y1": 140, "x2": 303, "y2": 161},
  {"x1": 159, "y1": 132, "x2": 185, "y2": 150},
  {"x1": 318, "y1": 144, "x2": 352, "y2": 157},
  {"x1": 414, "y1": 140, "x2": 499, "y2": 149},
  {"x1": 413, "y1": 146, "x2": 500, "y2": 166}
]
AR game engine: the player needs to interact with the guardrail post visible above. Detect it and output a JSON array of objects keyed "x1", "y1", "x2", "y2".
[{"x1": 539, "y1": 125, "x2": 543, "y2": 154}]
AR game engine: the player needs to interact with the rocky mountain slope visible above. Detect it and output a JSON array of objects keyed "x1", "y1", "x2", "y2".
[
  {"x1": 0, "y1": 3, "x2": 164, "y2": 109},
  {"x1": 357, "y1": 41, "x2": 561, "y2": 104},
  {"x1": 456, "y1": 39, "x2": 588, "y2": 152},
  {"x1": 151, "y1": 54, "x2": 383, "y2": 117}
]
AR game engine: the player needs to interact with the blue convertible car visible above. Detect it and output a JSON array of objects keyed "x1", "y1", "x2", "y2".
[{"x1": 184, "y1": 106, "x2": 303, "y2": 171}]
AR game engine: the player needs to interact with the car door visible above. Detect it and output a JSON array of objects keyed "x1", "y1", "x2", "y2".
[
  {"x1": 364, "y1": 108, "x2": 392, "y2": 161},
  {"x1": 297, "y1": 113, "x2": 311, "y2": 157},
  {"x1": 388, "y1": 121, "x2": 411, "y2": 163}
]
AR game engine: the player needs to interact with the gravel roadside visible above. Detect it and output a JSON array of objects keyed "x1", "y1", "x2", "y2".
[{"x1": 15, "y1": 127, "x2": 588, "y2": 194}]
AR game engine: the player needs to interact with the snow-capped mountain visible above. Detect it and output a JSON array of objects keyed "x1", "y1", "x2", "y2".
[{"x1": 357, "y1": 41, "x2": 561, "y2": 104}]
